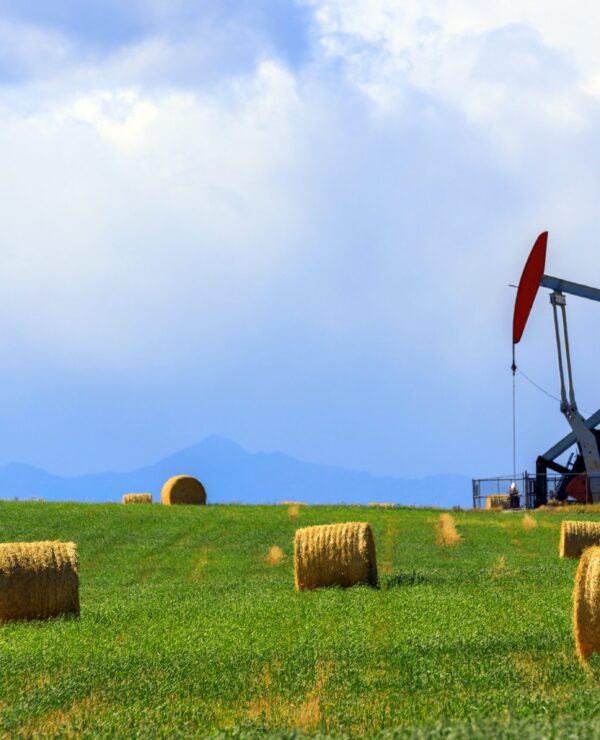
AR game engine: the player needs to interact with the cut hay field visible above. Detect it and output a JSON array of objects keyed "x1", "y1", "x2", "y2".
[{"x1": 2, "y1": 503, "x2": 600, "y2": 738}]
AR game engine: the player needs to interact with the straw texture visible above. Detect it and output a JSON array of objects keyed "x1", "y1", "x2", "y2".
[
  {"x1": 560, "y1": 520, "x2": 600, "y2": 558},
  {"x1": 0, "y1": 541, "x2": 79, "y2": 622},
  {"x1": 123, "y1": 493, "x2": 153, "y2": 504},
  {"x1": 293, "y1": 522, "x2": 377, "y2": 591},
  {"x1": 573, "y1": 546, "x2": 600, "y2": 660},
  {"x1": 161, "y1": 475, "x2": 206, "y2": 505},
  {"x1": 435, "y1": 513, "x2": 462, "y2": 546},
  {"x1": 485, "y1": 494, "x2": 510, "y2": 510},
  {"x1": 265, "y1": 546, "x2": 286, "y2": 565}
]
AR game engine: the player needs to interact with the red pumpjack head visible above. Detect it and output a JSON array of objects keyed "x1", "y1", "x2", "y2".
[{"x1": 512, "y1": 231, "x2": 548, "y2": 348}]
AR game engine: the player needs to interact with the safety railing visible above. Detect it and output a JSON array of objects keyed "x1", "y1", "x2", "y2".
[{"x1": 472, "y1": 472, "x2": 598, "y2": 509}]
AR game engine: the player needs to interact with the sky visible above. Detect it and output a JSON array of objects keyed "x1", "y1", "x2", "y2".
[{"x1": 1, "y1": 1, "x2": 600, "y2": 478}]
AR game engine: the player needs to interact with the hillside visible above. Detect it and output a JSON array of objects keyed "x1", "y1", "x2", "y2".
[
  {"x1": 1, "y1": 501, "x2": 598, "y2": 737},
  {"x1": 0, "y1": 435, "x2": 472, "y2": 508}
]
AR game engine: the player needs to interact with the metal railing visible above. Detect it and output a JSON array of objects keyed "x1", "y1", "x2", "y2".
[{"x1": 472, "y1": 472, "x2": 597, "y2": 509}]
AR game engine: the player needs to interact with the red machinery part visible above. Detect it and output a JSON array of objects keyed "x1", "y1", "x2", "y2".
[
  {"x1": 513, "y1": 231, "x2": 548, "y2": 345},
  {"x1": 566, "y1": 473, "x2": 589, "y2": 503}
]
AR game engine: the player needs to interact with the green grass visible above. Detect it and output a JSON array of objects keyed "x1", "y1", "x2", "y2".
[{"x1": 1, "y1": 502, "x2": 600, "y2": 738}]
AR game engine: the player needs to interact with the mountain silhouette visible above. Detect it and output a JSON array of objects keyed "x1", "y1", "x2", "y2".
[{"x1": 0, "y1": 435, "x2": 471, "y2": 507}]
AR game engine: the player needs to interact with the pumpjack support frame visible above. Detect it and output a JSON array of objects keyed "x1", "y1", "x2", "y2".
[{"x1": 512, "y1": 232, "x2": 600, "y2": 506}]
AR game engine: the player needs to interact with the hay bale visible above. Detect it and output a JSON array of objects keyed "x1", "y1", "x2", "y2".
[
  {"x1": 293, "y1": 522, "x2": 377, "y2": 591},
  {"x1": 0, "y1": 541, "x2": 79, "y2": 622},
  {"x1": 485, "y1": 494, "x2": 510, "y2": 510},
  {"x1": 435, "y1": 513, "x2": 462, "y2": 546},
  {"x1": 265, "y1": 545, "x2": 286, "y2": 565},
  {"x1": 560, "y1": 521, "x2": 600, "y2": 558},
  {"x1": 161, "y1": 475, "x2": 206, "y2": 506},
  {"x1": 573, "y1": 546, "x2": 600, "y2": 660},
  {"x1": 122, "y1": 493, "x2": 153, "y2": 504}
]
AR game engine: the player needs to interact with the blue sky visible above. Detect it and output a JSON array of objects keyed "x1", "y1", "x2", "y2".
[{"x1": 1, "y1": 1, "x2": 600, "y2": 478}]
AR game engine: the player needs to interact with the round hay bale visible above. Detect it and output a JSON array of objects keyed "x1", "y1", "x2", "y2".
[
  {"x1": 161, "y1": 475, "x2": 206, "y2": 506},
  {"x1": 573, "y1": 546, "x2": 600, "y2": 660},
  {"x1": 560, "y1": 520, "x2": 600, "y2": 558},
  {"x1": 0, "y1": 541, "x2": 79, "y2": 622},
  {"x1": 293, "y1": 522, "x2": 377, "y2": 591},
  {"x1": 122, "y1": 493, "x2": 153, "y2": 504}
]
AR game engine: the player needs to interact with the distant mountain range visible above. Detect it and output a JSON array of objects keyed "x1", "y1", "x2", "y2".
[{"x1": 0, "y1": 435, "x2": 472, "y2": 508}]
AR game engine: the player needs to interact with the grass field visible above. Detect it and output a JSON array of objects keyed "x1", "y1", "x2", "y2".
[{"x1": 2, "y1": 502, "x2": 600, "y2": 738}]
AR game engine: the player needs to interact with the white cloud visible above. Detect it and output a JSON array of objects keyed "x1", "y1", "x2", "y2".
[
  {"x1": 305, "y1": 0, "x2": 600, "y2": 153},
  {"x1": 67, "y1": 89, "x2": 158, "y2": 149},
  {"x1": 0, "y1": 60, "x2": 309, "y2": 368},
  {"x1": 1, "y1": 3, "x2": 600, "y2": 476},
  {"x1": 0, "y1": 18, "x2": 71, "y2": 81}
]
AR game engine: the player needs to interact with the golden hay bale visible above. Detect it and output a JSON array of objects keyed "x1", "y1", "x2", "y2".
[
  {"x1": 485, "y1": 494, "x2": 510, "y2": 510},
  {"x1": 0, "y1": 541, "x2": 79, "y2": 622},
  {"x1": 161, "y1": 475, "x2": 206, "y2": 506},
  {"x1": 560, "y1": 521, "x2": 600, "y2": 558},
  {"x1": 288, "y1": 504, "x2": 300, "y2": 520},
  {"x1": 573, "y1": 546, "x2": 600, "y2": 661},
  {"x1": 435, "y1": 513, "x2": 462, "y2": 546},
  {"x1": 293, "y1": 522, "x2": 377, "y2": 591},
  {"x1": 122, "y1": 493, "x2": 153, "y2": 504},
  {"x1": 522, "y1": 514, "x2": 537, "y2": 530},
  {"x1": 265, "y1": 545, "x2": 286, "y2": 565}
]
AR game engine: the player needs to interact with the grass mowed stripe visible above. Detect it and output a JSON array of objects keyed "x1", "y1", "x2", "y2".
[{"x1": 0, "y1": 502, "x2": 599, "y2": 736}]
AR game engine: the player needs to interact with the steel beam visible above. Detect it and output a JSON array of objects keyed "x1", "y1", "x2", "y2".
[
  {"x1": 541, "y1": 274, "x2": 600, "y2": 303},
  {"x1": 542, "y1": 408, "x2": 600, "y2": 461}
]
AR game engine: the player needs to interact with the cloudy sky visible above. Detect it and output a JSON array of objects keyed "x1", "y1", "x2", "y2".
[{"x1": 1, "y1": 1, "x2": 600, "y2": 479}]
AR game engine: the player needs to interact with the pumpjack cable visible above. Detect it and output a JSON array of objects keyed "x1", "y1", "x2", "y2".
[
  {"x1": 517, "y1": 367, "x2": 562, "y2": 405},
  {"x1": 512, "y1": 367, "x2": 517, "y2": 486},
  {"x1": 512, "y1": 349, "x2": 591, "y2": 488},
  {"x1": 516, "y1": 366, "x2": 592, "y2": 415},
  {"x1": 512, "y1": 348, "x2": 517, "y2": 487}
]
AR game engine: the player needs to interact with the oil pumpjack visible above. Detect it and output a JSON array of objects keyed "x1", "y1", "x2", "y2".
[{"x1": 513, "y1": 231, "x2": 600, "y2": 506}]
